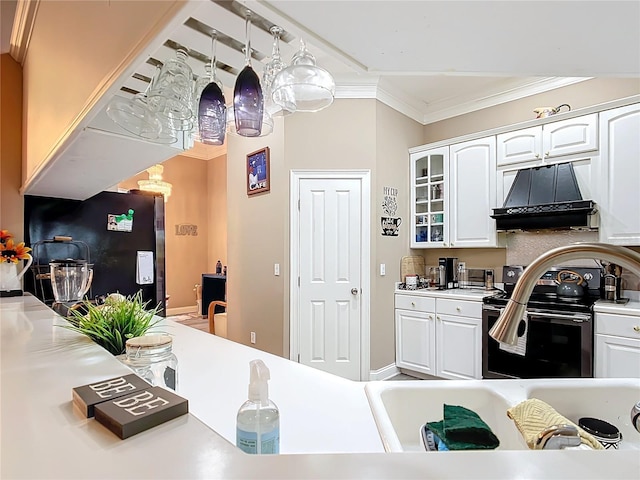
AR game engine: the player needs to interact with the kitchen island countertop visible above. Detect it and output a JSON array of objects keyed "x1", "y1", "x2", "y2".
[{"x1": 1, "y1": 294, "x2": 639, "y2": 479}]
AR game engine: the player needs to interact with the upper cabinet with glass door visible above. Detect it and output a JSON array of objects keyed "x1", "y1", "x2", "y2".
[{"x1": 410, "y1": 147, "x2": 449, "y2": 248}]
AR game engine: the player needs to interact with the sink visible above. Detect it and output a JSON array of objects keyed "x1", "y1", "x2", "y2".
[
  {"x1": 365, "y1": 380, "x2": 528, "y2": 452},
  {"x1": 526, "y1": 378, "x2": 640, "y2": 450}
]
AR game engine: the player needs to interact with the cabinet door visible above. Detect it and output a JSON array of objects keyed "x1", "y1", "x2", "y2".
[
  {"x1": 496, "y1": 126, "x2": 543, "y2": 166},
  {"x1": 449, "y1": 136, "x2": 498, "y2": 248},
  {"x1": 395, "y1": 309, "x2": 436, "y2": 375},
  {"x1": 435, "y1": 314, "x2": 482, "y2": 380},
  {"x1": 542, "y1": 113, "x2": 598, "y2": 159},
  {"x1": 410, "y1": 147, "x2": 449, "y2": 248},
  {"x1": 598, "y1": 103, "x2": 640, "y2": 245},
  {"x1": 595, "y1": 334, "x2": 640, "y2": 378}
]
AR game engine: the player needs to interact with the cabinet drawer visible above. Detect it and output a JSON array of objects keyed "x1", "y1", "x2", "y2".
[
  {"x1": 596, "y1": 313, "x2": 640, "y2": 338},
  {"x1": 436, "y1": 298, "x2": 481, "y2": 318},
  {"x1": 395, "y1": 295, "x2": 435, "y2": 312}
]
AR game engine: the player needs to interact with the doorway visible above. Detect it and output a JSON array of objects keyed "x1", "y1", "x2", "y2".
[{"x1": 289, "y1": 170, "x2": 371, "y2": 381}]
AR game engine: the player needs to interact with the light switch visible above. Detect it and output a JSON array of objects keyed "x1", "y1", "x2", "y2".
[
  {"x1": 380, "y1": 263, "x2": 386, "y2": 276},
  {"x1": 274, "y1": 263, "x2": 280, "y2": 276}
]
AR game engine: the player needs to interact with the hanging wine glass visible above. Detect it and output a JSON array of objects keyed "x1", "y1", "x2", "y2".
[
  {"x1": 271, "y1": 39, "x2": 335, "y2": 113},
  {"x1": 226, "y1": 105, "x2": 274, "y2": 137},
  {"x1": 233, "y1": 11, "x2": 263, "y2": 137},
  {"x1": 198, "y1": 31, "x2": 227, "y2": 145},
  {"x1": 263, "y1": 26, "x2": 295, "y2": 117}
]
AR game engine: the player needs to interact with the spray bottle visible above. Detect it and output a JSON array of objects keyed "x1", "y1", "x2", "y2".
[{"x1": 236, "y1": 359, "x2": 280, "y2": 454}]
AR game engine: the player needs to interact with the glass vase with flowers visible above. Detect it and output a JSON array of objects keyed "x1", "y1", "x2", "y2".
[{"x1": 0, "y1": 230, "x2": 33, "y2": 296}]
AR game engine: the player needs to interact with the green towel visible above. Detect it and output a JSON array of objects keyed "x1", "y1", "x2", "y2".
[{"x1": 427, "y1": 404, "x2": 500, "y2": 451}]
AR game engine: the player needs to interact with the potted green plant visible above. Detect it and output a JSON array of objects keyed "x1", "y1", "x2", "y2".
[{"x1": 62, "y1": 291, "x2": 162, "y2": 355}]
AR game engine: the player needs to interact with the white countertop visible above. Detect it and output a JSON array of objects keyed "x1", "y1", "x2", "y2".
[
  {"x1": 2, "y1": 294, "x2": 639, "y2": 479},
  {"x1": 395, "y1": 286, "x2": 498, "y2": 301},
  {"x1": 595, "y1": 291, "x2": 640, "y2": 315}
]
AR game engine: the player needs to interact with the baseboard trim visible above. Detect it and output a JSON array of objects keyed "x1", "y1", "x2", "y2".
[
  {"x1": 369, "y1": 363, "x2": 399, "y2": 381},
  {"x1": 166, "y1": 305, "x2": 198, "y2": 316}
]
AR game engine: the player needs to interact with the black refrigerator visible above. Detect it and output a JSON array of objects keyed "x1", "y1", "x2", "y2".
[{"x1": 24, "y1": 191, "x2": 165, "y2": 314}]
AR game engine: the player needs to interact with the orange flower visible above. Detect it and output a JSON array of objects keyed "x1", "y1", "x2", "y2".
[
  {"x1": 0, "y1": 230, "x2": 12, "y2": 243},
  {"x1": 0, "y1": 238, "x2": 32, "y2": 264}
]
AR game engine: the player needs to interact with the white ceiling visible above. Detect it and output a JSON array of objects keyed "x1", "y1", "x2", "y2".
[{"x1": 3, "y1": 0, "x2": 639, "y2": 127}]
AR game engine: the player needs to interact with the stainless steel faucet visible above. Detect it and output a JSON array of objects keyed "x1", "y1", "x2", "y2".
[{"x1": 488, "y1": 243, "x2": 640, "y2": 346}]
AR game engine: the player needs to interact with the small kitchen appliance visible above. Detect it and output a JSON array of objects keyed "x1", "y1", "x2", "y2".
[
  {"x1": 438, "y1": 257, "x2": 459, "y2": 289},
  {"x1": 50, "y1": 259, "x2": 94, "y2": 316}
]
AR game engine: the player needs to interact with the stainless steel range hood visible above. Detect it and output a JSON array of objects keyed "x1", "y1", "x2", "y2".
[{"x1": 491, "y1": 162, "x2": 597, "y2": 231}]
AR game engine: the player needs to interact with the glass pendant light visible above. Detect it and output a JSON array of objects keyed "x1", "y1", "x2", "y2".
[
  {"x1": 263, "y1": 26, "x2": 295, "y2": 117},
  {"x1": 271, "y1": 39, "x2": 335, "y2": 113},
  {"x1": 198, "y1": 31, "x2": 227, "y2": 145},
  {"x1": 233, "y1": 12, "x2": 263, "y2": 137},
  {"x1": 138, "y1": 164, "x2": 172, "y2": 202}
]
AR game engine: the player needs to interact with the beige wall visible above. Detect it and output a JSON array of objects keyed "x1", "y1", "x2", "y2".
[
  {"x1": 226, "y1": 119, "x2": 286, "y2": 356},
  {"x1": 0, "y1": 54, "x2": 24, "y2": 239},
  {"x1": 22, "y1": 1, "x2": 182, "y2": 185},
  {"x1": 207, "y1": 154, "x2": 228, "y2": 274},
  {"x1": 373, "y1": 102, "x2": 423, "y2": 368}
]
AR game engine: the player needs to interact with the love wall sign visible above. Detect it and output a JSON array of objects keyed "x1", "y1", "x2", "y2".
[{"x1": 175, "y1": 224, "x2": 198, "y2": 236}]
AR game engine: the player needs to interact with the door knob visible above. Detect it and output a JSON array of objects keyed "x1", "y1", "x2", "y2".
[{"x1": 351, "y1": 288, "x2": 359, "y2": 295}]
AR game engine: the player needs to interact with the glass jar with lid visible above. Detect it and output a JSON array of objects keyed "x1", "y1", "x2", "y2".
[{"x1": 120, "y1": 334, "x2": 178, "y2": 391}]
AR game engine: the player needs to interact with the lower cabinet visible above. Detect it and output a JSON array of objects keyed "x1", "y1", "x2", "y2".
[
  {"x1": 595, "y1": 311, "x2": 640, "y2": 378},
  {"x1": 395, "y1": 294, "x2": 482, "y2": 379}
]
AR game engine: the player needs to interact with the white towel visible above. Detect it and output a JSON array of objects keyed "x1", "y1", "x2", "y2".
[{"x1": 499, "y1": 312, "x2": 528, "y2": 356}]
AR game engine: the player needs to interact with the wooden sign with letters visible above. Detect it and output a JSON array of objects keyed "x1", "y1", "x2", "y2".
[
  {"x1": 94, "y1": 386, "x2": 189, "y2": 439},
  {"x1": 72, "y1": 374, "x2": 151, "y2": 418}
]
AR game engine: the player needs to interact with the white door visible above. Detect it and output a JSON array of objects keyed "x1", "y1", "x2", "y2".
[{"x1": 291, "y1": 171, "x2": 370, "y2": 381}]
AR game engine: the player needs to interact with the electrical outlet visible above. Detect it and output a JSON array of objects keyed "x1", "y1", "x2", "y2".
[
  {"x1": 380, "y1": 263, "x2": 386, "y2": 276},
  {"x1": 458, "y1": 261, "x2": 466, "y2": 270},
  {"x1": 250, "y1": 332, "x2": 256, "y2": 344}
]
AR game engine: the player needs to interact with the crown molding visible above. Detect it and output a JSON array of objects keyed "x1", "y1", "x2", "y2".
[
  {"x1": 9, "y1": 0, "x2": 39, "y2": 65},
  {"x1": 420, "y1": 77, "x2": 592, "y2": 125},
  {"x1": 333, "y1": 76, "x2": 592, "y2": 125}
]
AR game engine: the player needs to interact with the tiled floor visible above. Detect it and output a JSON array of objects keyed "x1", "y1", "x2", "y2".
[{"x1": 387, "y1": 373, "x2": 422, "y2": 381}]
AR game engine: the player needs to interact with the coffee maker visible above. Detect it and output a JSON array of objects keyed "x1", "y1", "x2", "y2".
[{"x1": 438, "y1": 257, "x2": 459, "y2": 289}]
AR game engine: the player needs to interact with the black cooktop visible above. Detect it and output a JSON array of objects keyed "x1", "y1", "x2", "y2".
[{"x1": 483, "y1": 265, "x2": 603, "y2": 313}]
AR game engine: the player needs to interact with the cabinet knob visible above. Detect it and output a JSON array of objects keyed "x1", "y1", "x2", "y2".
[
  {"x1": 411, "y1": 302, "x2": 416, "y2": 307},
  {"x1": 535, "y1": 153, "x2": 540, "y2": 159},
  {"x1": 634, "y1": 326, "x2": 640, "y2": 332},
  {"x1": 429, "y1": 315, "x2": 434, "y2": 320},
  {"x1": 545, "y1": 151, "x2": 550, "y2": 157},
  {"x1": 456, "y1": 306, "x2": 461, "y2": 312},
  {"x1": 437, "y1": 316, "x2": 441, "y2": 321}
]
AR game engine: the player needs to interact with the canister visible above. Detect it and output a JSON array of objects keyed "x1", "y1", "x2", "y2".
[{"x1": 120, "y1": 334, "x2": 178, "y2": 391}]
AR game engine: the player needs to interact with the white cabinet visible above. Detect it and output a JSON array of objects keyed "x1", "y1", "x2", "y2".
[
  {"x1": 449, "y1": 136, "x2": 499, "y2": 248},
  {"x1": 595, "y1": 311, "x2": 640, "y2": 378},
  {"x1": 395, "y1": 295, "x2": 436, "y2": 375},
  {"x1": 410, "y1": 147, "x2": 449, "y2": 247},
  {"x1": 395, "y1": 294, "x2": 482, "y2": 379},
  {"x1": 496, "y1": 114, "x2": 598, "y2": 167},
  {"x1": 597, "y1": 103, "x2": 640, "y2": 245},
  {"x1": 410, "y1": 137, "x2": 500, "y2": 248},
  {"x1": 435, "y1": 299, "x2": 482, "y2": 380}
]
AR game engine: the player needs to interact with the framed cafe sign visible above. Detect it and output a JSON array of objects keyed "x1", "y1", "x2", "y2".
[{"x1": 246, "y1": 147, "x2": 270, "y2": 196}]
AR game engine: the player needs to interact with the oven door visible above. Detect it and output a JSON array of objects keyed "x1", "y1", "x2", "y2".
[{"x1": 482, "y1": 305, "x2": 593, "y2": 379}]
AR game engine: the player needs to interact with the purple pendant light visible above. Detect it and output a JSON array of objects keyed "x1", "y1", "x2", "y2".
[
  {"x1": 233, "y1": 11, "x2": 263, "y2": 137},
  {"x1": 198, "y1": 30, "x2": 227, "y2": 145}
]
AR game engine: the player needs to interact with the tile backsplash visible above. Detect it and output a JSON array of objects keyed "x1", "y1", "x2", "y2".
[{"x1": 506, "y1": 230, "x2": 639, "y2": 291}]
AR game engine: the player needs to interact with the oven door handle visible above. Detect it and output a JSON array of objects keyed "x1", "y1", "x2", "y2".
[
  {"x1": 483, "y1": 305, "x2": 590, "y2": 322},
  {"x1": 526, "y1": 311, "x2": 591, "y2": 322}
]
